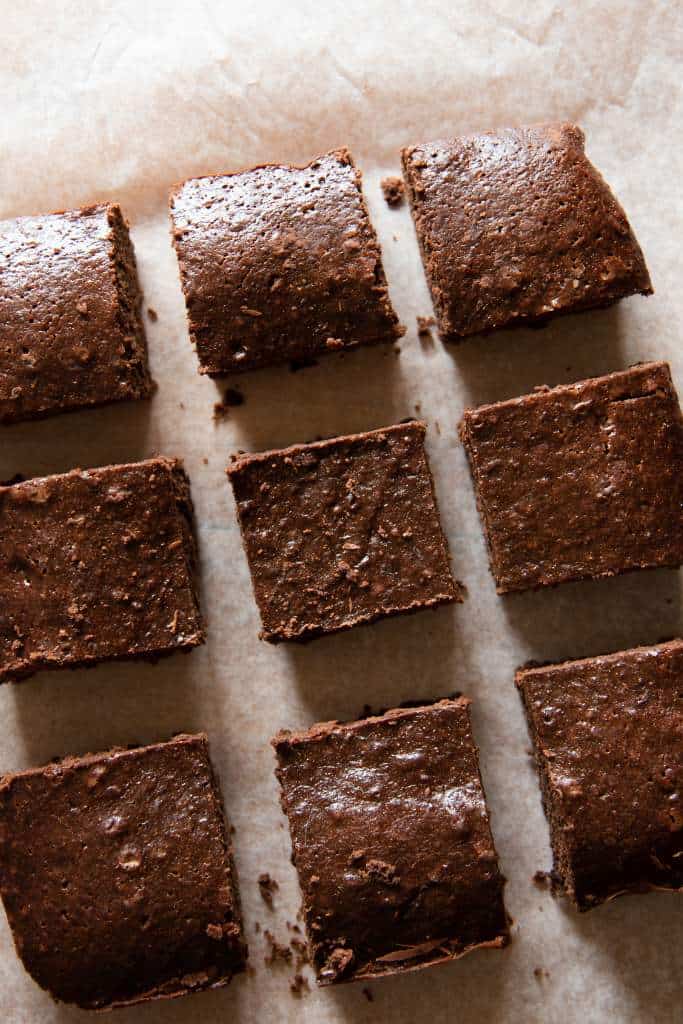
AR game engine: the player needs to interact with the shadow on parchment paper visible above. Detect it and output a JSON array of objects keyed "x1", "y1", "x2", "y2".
[
  {"x1": 556, "y1": 892, "x2": 683, "y2": 1024},
  {"x1": 283, "y1": 600, "x2": 473, "y2": 725},
  {"x1": 6, "y1": 647, "x2": 207, "y2": 771},
  {"x1": 209, "y1": 339, "x2": 411, "y2": 454},
  {"x1": 447, "y1": 301, "x2": 627, "y2": 409},
  {"x1": 0, "y1": 396, "x2": 155, "y2": 483},
  {"x1": 502, "y1": 567, "x2": 682, "y2": 668}
]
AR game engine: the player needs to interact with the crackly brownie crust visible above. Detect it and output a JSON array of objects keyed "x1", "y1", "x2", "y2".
[
  {"x1": 273, "y1": 699, "x2": 509, "y2": 984},
  {"x1": 0, "y1": 734, "x2": 246, "y2": 1008},
  {"x1": 459, "y1": 362, "x2": 683, "y2": 593},
  {"x1": 516, "y1": 640, "x2": 683, "y2": 911},
  {"x1": 170, "y1": 148, "x2": 403, "y2": 375},
  {"x1": 0, "y1": 204, "x2": 153, "y2": 424},
  {"x1": 402, "y1": 123, "x2": 652, "y2": 342},
  {"x1": 0, "y1": 457, "x2": 205, "y2": 683},
  {"x1": 227, "y1": 421, "x2": 460, "y2": 642}
]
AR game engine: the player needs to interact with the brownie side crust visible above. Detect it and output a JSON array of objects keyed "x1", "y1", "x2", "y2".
[
  {"x1": 273, "y1": 699, "x2": 509, "y2": 984},
  {"x1": 0, "y1": 734, "x2": 246, "y2": 1008},
  {"x1": 401, "y1": 123, "x2": 652, "y2": 342},
  {"x1": 170, "y1": 148, "x2": 403, "y2": 375},
  {"x1": 458, "y1": 362, "x2": 683, "y2": 593},
  {"x1": 0, "y1": 457, "x2": 205, "y2": 683},
  {"x1": 516, "y1": 640, "x2": 683, "y2": 911},
  {"x1": 0, "y1": 204, "x2": 153, "y2": 424},
  {"x1": 227, "y1": 421, "x2": 460, "y2": 642}
]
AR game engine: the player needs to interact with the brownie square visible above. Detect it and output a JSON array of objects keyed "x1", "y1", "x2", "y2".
[
  {"x1": 273, "y1": 699, "x2": 509, "y2": 984},
  {"x1": 227, "y1": 421, "x2": 460, "y2": 642},
  {"x1": 402, "y1": 123, "x2": 652, "y2": 341},
  {"x1": 459, "y1": 362, "x2": 683, "y2": 593},
  {"x1": 517, "y1": 640, "x2": 683, "y2": 911},
  {"x1": 169, "y1": 148, "x2": 403, "y2": 375},
  {"x1": 0, "y1": 734, "x2": 246, "y2": 1008},
  {"x1": 0, "y1": 457, "x2": 205, "y2": 683},
  {"x1": 0, "y1": 204, "x2": 153, "y2": 425}
]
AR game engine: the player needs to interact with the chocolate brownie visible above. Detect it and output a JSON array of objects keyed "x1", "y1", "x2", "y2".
[
  {"x1": 170, "y1": 149, "x2": 403, "y2": 375},
  {"x1": 459, "y1": 362, "x2": 683, "y2": 593},
  {"x1": 0, "y1": 734, "x2": 246, "y2": 1008},
  {"x1": 227, "y1": 421, "x2": 460, "y2": 642},
  {"x1": 0, "y1": 457, "x2": 205, "y2": 682},
  {"x1": 0, "y1": 204, "x2": 153, "y2": 424},
  {"x1": 516, "y1": 640, "x2": 683, "y2": 910},
  {"x1": 402, "y1": 123, "x2": 652, "y2": 341},
  {"x1": 273, "y1": 699, "x2": 509, "y2": 984}
]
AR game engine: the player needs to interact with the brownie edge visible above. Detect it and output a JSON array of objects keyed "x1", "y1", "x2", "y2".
[
  {"x1": 402, "y1": 123, "x2": 652, "y2": 342},
  {"x1": 459, "y1": 362, "x2": 683, "y2": 593},
  {"x1": 0, "y1": 203, "x2": 153, "y2": 424},
  {"x1": 273, "y1": 699, "x2": 509, "y2": 985},
  {"x1": 170, "y1": 148, "x2": 404, "y2": 375},
  {"x1": 517, "y1": 640, "x2": 683, "y2": 911},
  {"x1": 227, "y1": 421, "x2": 460, "y2": 642},
  {"x1": 0, "y1": 457, "x2": 205, "y2": 683},
  {"x1": 0, "y1": 734, "x2": 246, "y2": 1009}
]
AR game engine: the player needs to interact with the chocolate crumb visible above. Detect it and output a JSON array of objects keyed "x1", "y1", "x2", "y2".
[
  {"x1": 254, "y1": 921, "x2": 261, "y2": 934},
  {"x1": 146, "y1": 307, "x2": 158, "y2": 322},
  {"x1": 533, "y1": 871, "x2": 551, "y2": 888},
  {"x1": 258, "y1": 872, "x2": 279, "y2": 908},
  {"x1": 533, "y1": 967, "x2": 550, "y2": 981},
  {"x1": 417, "y1": 315, "x2": 436, "y2": 337},
  {"x1": 264, "y1": 929, "x2": 291, "y2": 966},
  {"x1": 362, "y1": 986, "x2": 374, "y2": 1002},
  {"x1": 291, "y1": 936, "x2": 309, "y2": 971},
  {"x1": 380, "y1": 176, "x2": 405, "y2": 207},
  {"x1": 290, "y1": 972, "x2": 309, "y2": 997}
]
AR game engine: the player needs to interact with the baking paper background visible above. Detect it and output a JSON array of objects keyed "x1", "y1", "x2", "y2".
[{"x1": 1, "y1": 2, "x2": 681, "y2": 1021}]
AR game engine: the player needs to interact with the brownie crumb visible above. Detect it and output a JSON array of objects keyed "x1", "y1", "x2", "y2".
[
  {"x1": 146, "y1": 307, "x2": 158, "y2": 322},
  {"x1": 417, "y1": 315, "x2": 436, "y2": 335},
  {"x1": 380, "y1": 176, "x2": 405, "y2": 207},
  {"x1": 290, "y1": 973, "x2": 310, "y2": 997},
  {"x1": 362, "y1": 987, "x2": 374, "y2": 1002},
  {"x1": 291, "y1": 936, "x2": 309, "y2": 971},
  {"x1": 533, "y1": 967, "x2": 550, "y2": 981},
  {"x1": 533, "y1": 870, "x2": 551, "y2": 888},
  {"x1": 254, "y1": 921, "x2": 261, "y2": 934},
  {"x1": 264, "y1": 929, "x2": 291, "y2": 966},
  {"x1": 258, "y1": 872, "x2": 279, "y2": 908}
]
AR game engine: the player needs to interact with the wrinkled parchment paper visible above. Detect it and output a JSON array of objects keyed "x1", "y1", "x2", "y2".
[{"x1": 1, "y1": 3, "x2": 681, "y2": 1022}]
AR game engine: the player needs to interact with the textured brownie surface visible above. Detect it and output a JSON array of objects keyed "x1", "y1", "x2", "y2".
[
  {"x1": 402, "y1": 123, "x2": 652, "y2": 342},
  {"x1": 0, "y1": 734, "x2": 246, "y2": 1008},
  {"x1": 170, "y1": 148, "x2": 403, "y2": 375},
  {"x1": 0, "y1": 457, "x2": 204, "y2": 682},
  {"x1": 517, "y1": 640, "x2": 683, "y2": 911},
  {"x1": 0, "y1": 204, "x2": 153, "y2": 424},
  {"x1": 273, "y1": 699, "x2": 509, "y2": 984},
  {"x1": 459, "y1": 362, "x2": 683, "y2": 593},
  {"x1": 227, "y1": 421, "x2": 459, "y2": 642}
]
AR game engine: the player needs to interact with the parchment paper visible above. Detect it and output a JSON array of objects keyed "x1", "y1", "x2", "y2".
[{"x1": 1, "y1": 3, "x2": 681, "y2": 1022}]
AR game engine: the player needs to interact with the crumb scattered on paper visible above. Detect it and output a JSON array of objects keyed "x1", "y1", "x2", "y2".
[
  {"x1": 258, "y1": 872, "x2": 279, "y2": 908},
  {"x1": 381, "y1": 176, "x2": 405, "y2": 206}
]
